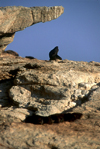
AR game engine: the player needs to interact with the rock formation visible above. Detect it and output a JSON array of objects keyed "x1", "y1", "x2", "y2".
[
  {"x1": 0, "y1": 6, "x2": 64, "y2": 54},
  {"x1": 0, "y1": 5, "x2": 100, "y2": 149},
  {"x1": 0, "y1": 53, "x2": 100, "y2": 148},
  {"x1": 3, "y1": 50, "x2": 19, "y2": 56}
]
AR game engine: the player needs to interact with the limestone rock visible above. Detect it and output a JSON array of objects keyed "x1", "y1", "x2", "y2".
[
  {"x1": 69, "y1": 87, "x2": 100, "y2": 117},
  {"x1": 0, "y1": 4, "x2": 100, "y2": 148},
  {"x1": 0, "y1": 107, "x2": 34, "y2": 122},
  {"x1": 0, "y1": 54, "x2": 100, "y2": 148},
  {"x1": 9, "y1": 85, "x2": 76, "y2": 116},
  {"x1": 8, "y1": 58, "x2": 100, "y2": 117},
  {"x1": 3, "y1": 50, "x2": 19, "y2": 56},
  {"x1": 87, "y1": 87, "x2": 100, "y2": 111},
  {"x1": 0, "y1": 6, "x2": 64, "y2": 53}
]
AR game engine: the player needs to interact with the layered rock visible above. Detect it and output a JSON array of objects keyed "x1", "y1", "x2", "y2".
[
  {"x1": 0, "y1": 6, "x2": 64, "y2": 53},
  {"x1": 0, "y1": 55, "x2": 100, "y2": 118},
  {"x1": 7, "y1": 59, "x2": 100, "y2": 117},
  {"x1": 0, "y1": 5, "x2": 100, "y2": 148},
  {"x1": 0, "y1": 54, "x2": 100, "y2": 148}
]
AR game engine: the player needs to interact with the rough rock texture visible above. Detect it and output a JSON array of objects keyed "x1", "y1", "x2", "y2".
[
  {"x1": 3, "y1": 50, "x2": 19, "y2": 56},
  {"x1": 0, "y1": 6, "x2": 64, "y2": 53},
  {"x1": 0, "y1": 53, "x2": 100, "y2": 148},
  {"x1": 8, "y1": 60, "x2": 100, "y2": 117},
  {"x1": 1, "y1": 5, "x2": 100, "y2": 148}
]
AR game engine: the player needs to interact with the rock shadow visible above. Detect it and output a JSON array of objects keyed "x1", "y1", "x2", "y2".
[{"x1": 24, "y1": 113, "x2": 82, "y2": 125}]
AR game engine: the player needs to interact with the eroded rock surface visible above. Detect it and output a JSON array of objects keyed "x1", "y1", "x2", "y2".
[
  {"x1": 8, "y1": 58, "x2": 100, "y2": 117},
  {"x1": 0, "y1": 6, "x2": 64, "y2": 53},
  {"x1": 0, "y1": 54, "x2": 100, "y2": 148},
  {"x1": 1, "y1": 5, "x2": 100, "y2": 148}
]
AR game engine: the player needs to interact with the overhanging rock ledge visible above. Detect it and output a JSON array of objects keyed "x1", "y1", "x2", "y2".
[{"x1": 0, "y1": 6, "x2": 64, "y2": 53}]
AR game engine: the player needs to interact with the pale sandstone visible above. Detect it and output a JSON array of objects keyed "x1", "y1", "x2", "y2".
[
  {"x1": 1, "y1": 5, "x2": 100, "y2": 148},
  {"x1": 0, "y1": 6, "x2": 64, "y2": 53},
  {"x1": 0, "y1": 54, "x2": 100, "y2": 148}
]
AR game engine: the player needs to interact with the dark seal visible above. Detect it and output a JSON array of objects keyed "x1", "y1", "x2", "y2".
[
  {"x1": 25, "y1": 56, "x2": 35, "y2": 59},
  {"x1": 49, "y1": 46, "x2": 62, "y2": 60}
]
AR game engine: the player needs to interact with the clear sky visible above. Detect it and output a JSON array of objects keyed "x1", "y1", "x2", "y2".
[{"x1": 1, "y1": 0, "x2": 100, "y2": 62}]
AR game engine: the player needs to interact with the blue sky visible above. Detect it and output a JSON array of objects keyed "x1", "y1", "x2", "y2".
[{"x1": 1, "y1": 0, "x2": 100, "y2": 62}]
